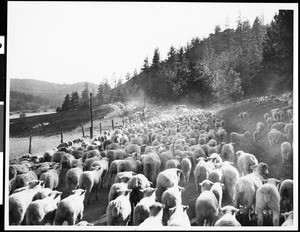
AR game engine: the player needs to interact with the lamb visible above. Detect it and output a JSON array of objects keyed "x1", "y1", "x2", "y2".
[
  {"x1": 138, "y1": 202, "x2": 164, "y2": 228},
  {"x1": 78, "y1": 165, "x2": 105, "y2": 206},
  {"x1": 132, "y1": 187, "x2": 157, "y2": 226},
  {"x1": 156, "y1": 168, "x2": 182, "y2": 202},
  {"x1": 234, "y1": 162, "x2": 269, "y2": 222},
  {"x1": 255, "y1": 178, "x2": 281, "y2": 226},
  {"x1": 214, "y1": 205, "x2": 241, "y2": 226},
  {"x1": 271, "y1": 122, "x2": 287, "y2": 132},
  {"x1": 9, "y1": 180, "x2": 45, "y2": 225},
  {"x1": 180, "y1": 157, "x2": 192, "y2": 186},
  {"x1": 25, "y1": 190, "x2": 62, "y2": 225},
  {"x1": 221, "y1": 143, "x2": 234, "y2": 162},
  {"x1": 106, "y1": 189, "x2": 132, "y2": 226},
  {"x1": 142, "y1": 152, "x2": 161, "y2": 185},
  {"x1": 167, "y1": 205, "x2": 190, "y2": 226},
  {"x1": 236, "y1": 150, "x2": 258, "y2": 176},
  {"x1": 108, "y1": 182, "x2": 129, "y2": 202},
  {"x1": 268, "y1": 129, "x2": 288, "y2": 146},
  {"x1": 54, "y1": 189, "x2": 86, "y2": 225},
  {"x1": 195, "y1": 189, "x2": 219, "y2": 226},
  {"x1": 230, "y1": 131, "x2": 251, "y2": 146},
  {"x1": 281, "y1": 211, "x2": 293, "y2": 226},
  {"x1": 284, "y1": 123, "x2": 293, "y2": 140},
  {"x1": 39, "y1": 165, "x2": 61, "y2": 190},
  {"x1": 281, "y1": 141, "x2": 292, "y2": 163},
  {"x1": 161, "y1": 186, "x2": 183, "y2": 225},
  {"x1": 279, "y1": 179, "x2": 293, "y2": 212}
]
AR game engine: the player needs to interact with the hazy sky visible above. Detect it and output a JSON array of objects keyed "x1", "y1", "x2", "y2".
[{"x1": 7, "y1": 2, "x2": 297, "y2": 86}]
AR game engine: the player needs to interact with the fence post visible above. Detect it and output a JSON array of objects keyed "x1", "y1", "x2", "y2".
[
  {"x1": 82, "y1": 125, "x2": 85, "y2": 137},
  {"x1": 90, "y1": 93, "x2": 93, "y2": 139},
  {"x1": 90, "y1": 127, "x2": 93, "y2": 139},
  {"x1": 112, "y1": 119, "x2": 114, "y2": 130},
  {"x1": 28, "y1": 136, "x2": 32, "y2": 154},
  {"x1": 100, "y1": 123, "x2": 102, "y2": 134},
  {"x1": 60, "y1": 132, "x2": 63, "y2": 143}
]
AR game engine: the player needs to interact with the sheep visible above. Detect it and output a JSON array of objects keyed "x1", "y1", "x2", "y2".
[
  {"x1": 117, "y1": 152, "x2": 141, "y2": 174},
  {"x1": 9, "y1": 180, "x2": 45, "y2": 225},
  {"x1": 215, "y1": 128, "x2": 227, "y2": 144},
  {"x1": 132, "y1": 187, "x2": 157, "y2": 226},
  {"x1": 54, "y1": 189, "x2": 86, "y2": 225},
  {"x1": 256, "y1": 122, "x2": 265, "y2": 132},
  {"x1": 113, "y1": 148, "x2": 127, "y2": 160},
  {"x1": 156, "y1": 168, "x2": 182, "y2": 202},
  {"x1": 268, "y1": 129, "x2": 288, "y2": 146},
  {"x1": 125, "y1": 143, "x2": 141, "y2": 156},
  {"x1": 194, "y1": 158, "x2": 214, "y2": 195},
  {"x1": 191, "y1": 146, "x2": 206, "y2": 167},
  {"x1": 221, "y1": 143, "x2": 234, "y2": 162},
  {"x1": 165, "y1": 158, "x2": 181, "y2": 170},
  {"x1": 167, "y1": 205, "x2": 190, "y2": 226},
  {"x1": 281, "y1": 211, "x2": 293, "y2": 226},
  {"x1": 255, "y1": 178, "x2": 281, "y2": 226},
  {"x1": 83, "y1": 156, "x2": 101, "y2": 171},
  {"x1": 12, "y1": 171, "x2": 38, "y2": 193},
  {"x1": 278, "y1": 109, "x2": 286, "y2": 121},
  {"x1": 138, "y1": 202, "x2": 164, "y2": 227},
  {"x1": 271, "y1": 109, "x2": 280, "y2": 122},
  {"x1": 43, "y1": 150, "x2": 55, "y2": 162},
  {"x1": 158, "y1": 150, "x2": 174, "y2": 171},
  {"x1": 220, "y1": 161, "x2": 239, "y2": 203},
  {"x1": 208, "y1": 142, "x2": 224, "y2": 156},
  {"x1": 234, "y1": 162, "x2": 269, "y2": 222},
  {"x1": 266, "y1": 117, "x2": 275, "y2": 129},
  {"x1": 114, "y1": 171, "x2": 136, "y2": 184},
  {"x1": 207, "y1": 139, "x2": 218, "y2": 147},
  {"x1": 281, "y1": 141, "x2": 292, "y2": 163},
  {"x1": 107, "y1": 189, "x2": 132, "y2": 226},
  {"x1": 180, "y1": 157, "x2": 192, "y2": 186},
  {"x1": 51, "y1": 151, "x2": 64, "y2": 163},
  {"x1": 253, "y1": 130, "x2": 264, "y2": 144},
  {"x1": 195, "y1": 189, "x2": 219, "y2": 226},
  {"x1": 39, "y1": 165, "x2": 61, "y2": 190},
  {"x1": 127, "y1": 173, "x2": 152, "y2": 209},
  {"x1": 78, "y1": 165, "x2": 105, "y2": 206},
  {"x1": 161, "y1": 186, "x2": 183, "y2": 225},
  {"x1": 32, "y1": 188, "x2": 53, "y2": 201},
  {"x1": 25, "y1": 190, "x2": 62, "y2": 225},
  {"x1": 271, "y1": 122, "x2": 287, "y2": 132},
  {"x1": 209, "y1": 153, "x2": 222, "y2": 164},
  {"x1": 264, "y1": 113, "x2": 270, "y2": 123},
  {"x1": 284, "y1": 123, "x2": 293, "y2": 140},
  {"x1": 214, "y1": 205, "x2": 241, "y2": 226},
  {"x1": 230, "y1": 131, "x2": 251, "y2": 146},
  {"x1": 142, "y1": 152, "x2": 161, "y2": 185},
  {"x1": 208, "y1": 168, "x2": 223, "y2": 183},
  {"x1": 108, "y1": 182, "x2": 129, "y2": 202},
  {"x1": 65, "y1": 165, "x2": 84, "y2": 195},
  {"x1": 279, "y1": 179, "x2": 293, "y2": 212},
  {"x1": 236, "y1": 151, "x2": 258, "y2": 176}
]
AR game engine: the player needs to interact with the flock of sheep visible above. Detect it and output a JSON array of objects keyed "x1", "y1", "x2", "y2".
[{"x1": 8, "y1": 93, "x2": 294, "y2": 227}]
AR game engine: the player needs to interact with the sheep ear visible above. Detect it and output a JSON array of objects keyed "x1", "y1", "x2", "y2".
[
  {"x1": 81, "y1": 190, "x2": 86, "y2": 196},
  {"x1": 149, "y1": 181, "x2": 153, "y2": 187},
  {"x1": 54, "y1": 191, "x2": 62, "y2": 199},
  {"x1": 168, "y1": 206, "x2": 176, "y2": 214},
  {"x1": 183, "y1": 205, "x2": 189, "y2": 212},
  {"x1": 250, "y1": 164, "x2": 258, "y2": 170},
  {"x1": 178, "y1": 186, "x2": 184, "y2": 192},
  {"x1": 125, "y1": 189, "x2": 132, "y2": 196},
  {"x1": 262, "y1": 179, "x2": 268, "y2": 184}
]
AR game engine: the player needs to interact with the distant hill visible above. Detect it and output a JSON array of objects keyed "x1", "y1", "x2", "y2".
[{"x1": 10, "y1": 78, "x2": 99, "y2": 111}]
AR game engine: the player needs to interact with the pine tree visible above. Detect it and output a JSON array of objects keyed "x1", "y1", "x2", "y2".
[
  {"x1": 62, "y1": 94, "x2": 71, "y2": 111},
  {"x1": 152, "y1": 48, "x2": 160, "y2": 70},
  {"x1": 81, "y1": 83, "x2": 89, "y2": 109},
  {"x1": 70, "y1": 91, "x2": 80, "y2": 110}
]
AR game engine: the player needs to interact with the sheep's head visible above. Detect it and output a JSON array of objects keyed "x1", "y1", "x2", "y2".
[
  {"x1": 149, "y1": 202, "x2": 164, "y2": 217},
  {"x1": 199, "y1": 179, "x2": 214, "y2": 192},
  {"x1": 251, "y1": 162, "x2": 269, "y2": 177},
  {"x1": 220, "y1": 205, "x2": 240, "y2": 216},
  {"x1": 262, "y1": 178, "x2": 281, "y2": 187}
]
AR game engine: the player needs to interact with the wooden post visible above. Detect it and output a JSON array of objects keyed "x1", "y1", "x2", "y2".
[
  {"x1": 29, "y1": 136, "x2": 32, "y2": 154},
  {"x1": 60, "y1": 132, "x2": 63, "y2": 143},
  {"x1": 112, "y1": 119, "x2": 114, "y2": 130},
  {"x1": 90, "y1": 93, "x2": 93, "y2": 139},
  {"x1": 100, "y1": 123, "x2": 102, "y2": 134},
  {"x1": 81, "y1": 125, "x2": 85, "y2": 137}
]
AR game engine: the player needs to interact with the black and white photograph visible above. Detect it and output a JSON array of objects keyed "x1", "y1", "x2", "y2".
[{"x1": 4, "y1": 1, "x2": 298, "y2": 230}]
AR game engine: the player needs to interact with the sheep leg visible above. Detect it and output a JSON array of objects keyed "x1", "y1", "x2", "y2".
[
  {"x1": 196, "y1": 215, "x2": 205, "y2": 226},
  {"x1": 272, "y1": 211, "x2": 279, "y2": 226},
  {"x1": 256, "y1": 210, "x2": 263, "y2": 226}
]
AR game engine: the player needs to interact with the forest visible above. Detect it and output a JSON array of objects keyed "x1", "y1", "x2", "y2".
[{"x1": 58, "y1": 10, "x2": 293, "y2": 111}]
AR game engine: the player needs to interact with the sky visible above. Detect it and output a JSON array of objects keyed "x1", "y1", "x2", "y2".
[{"x1": 7, "y1": 2, "x2": 297, "y2": 86}]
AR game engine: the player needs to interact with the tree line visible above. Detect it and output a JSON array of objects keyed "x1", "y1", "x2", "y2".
[{"x1": 60, "y1": 10, "x2": 293, "y2": 111}]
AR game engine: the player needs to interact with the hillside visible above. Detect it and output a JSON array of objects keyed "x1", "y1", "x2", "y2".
[{"x1": 9, "y1": 78, "x2": 99, "y2": 111}]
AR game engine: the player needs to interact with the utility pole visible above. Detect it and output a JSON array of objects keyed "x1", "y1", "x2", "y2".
[{"x1": 90, "y1": 92, "x2": 93, "y2": 138}]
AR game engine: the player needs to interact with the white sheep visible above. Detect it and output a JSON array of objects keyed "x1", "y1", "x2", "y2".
[
  {"x1": 14, "y1": 171, "x2": 38, "y2": 190},
  {"x1": 220, "y1": 161, "x2": 239, "y2": 203},
  {"x1": 156, "y1": 168, "x2": 182, "y2": 202},
  {"x1": 165, "y1": 158, "x2": 181, "y2": 170},
  {"x1": 284, "y1": 123, "x2": 293, "y2": 140},
  {"x1": 65, "y1": 166, "x2": 83, "y2": 195},
  {"x1": 221, "y1": 143, "x2": 234, "y2": 162},
  {"x1": 167, "y1": 205, "x2": 191, "y2": 226},
  {"x1": 281, "y1": 141, "x2": 292, "y2": 163},
  {"x1": 264, "y1": 113, "x2": 270, "y2": 123},
  {"x1": 78, "y1": 165, "x2": 104, "y2": 206},
  {"x1": 208, "y1": 168, "x2": 223, "y2": 183},
  {"x1": 256, "y1": 122, "x2": 265, "y2": 132},
  {"x1": 230, "y1": 131, "x2": 251, "y2": 146},
  {"x1": 271, "y1": 122, "x2": 287, "y2": 132},
  {"x1": 266, "y1": 117, "x2": 275, "y2": 129},
  {"x1": 39, "y1": 166, "x2": 61, "y2": 190},
  {"x1": 253, "y1": 130, "x2": 264, "y2": 144},
  {"x1": 180, "y1": 157, "x2": 192, "y2": 186},
  {"x1": 208, "y1": 142, "x2": 224, "y2": 155},
  {"x1": 236, "y1": 150, "x2": 258, "y2": 176},
  {"x1": 132, "y1": 187, "x2": 157, "y2": 226},
  {"x1": 214, "y1": 205, "x2": 241, "y2": 226},
  {"x1": 194, "y1": 158, "x2": 215, "y2": 195},
  {"x1": 106, "y1": 189, "x2": 132, "y2": 226},
  {"x1": 138, "y1": 202, "x2": 164, "y2": 228},
  {"x1": 191, "y1": 146, "x2": 206, "y2": 167},
  {"x1": 268, "y1": 129, "x2": 288, "y2": 146},
  {"x1": 279, "y1": 179, "x2": 293, "y2": 212},
  {"x1": 281, "y1": 211, "x2": 293, "y2": 226},
  {"x1": 255, "y1": 178, "x2": 281, "y2": 226},
  {"x1": 32, "y1": 188, "x2": 52, "y2": 201},
  {"x1": 216, "y1": 128, "x2": 227, "y2": 144},
  {"x1": 54, "y1": 189, "x2": 86, "y2": 225},
  {"x1": 9, "y1": 180, "x2": 45, "y2": 225},
  {"x1": 161, "y1": 185, "x2": 183, "y2": 225},
  {"x1": 25, "y1": 190, "x2": 62, "y2": 225},
  {"x1": 114, "y1": 171, "x2": 136, "y2": 184},
  {"x1": 234, "y1": 162, "x2": 269, "y2": 222},
  {"x1": 142, "y1": 152, "x2": 161, "y2": 185},
  {"x1": 108, "y1": 182, "x2": 128, "y2": 202}
]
